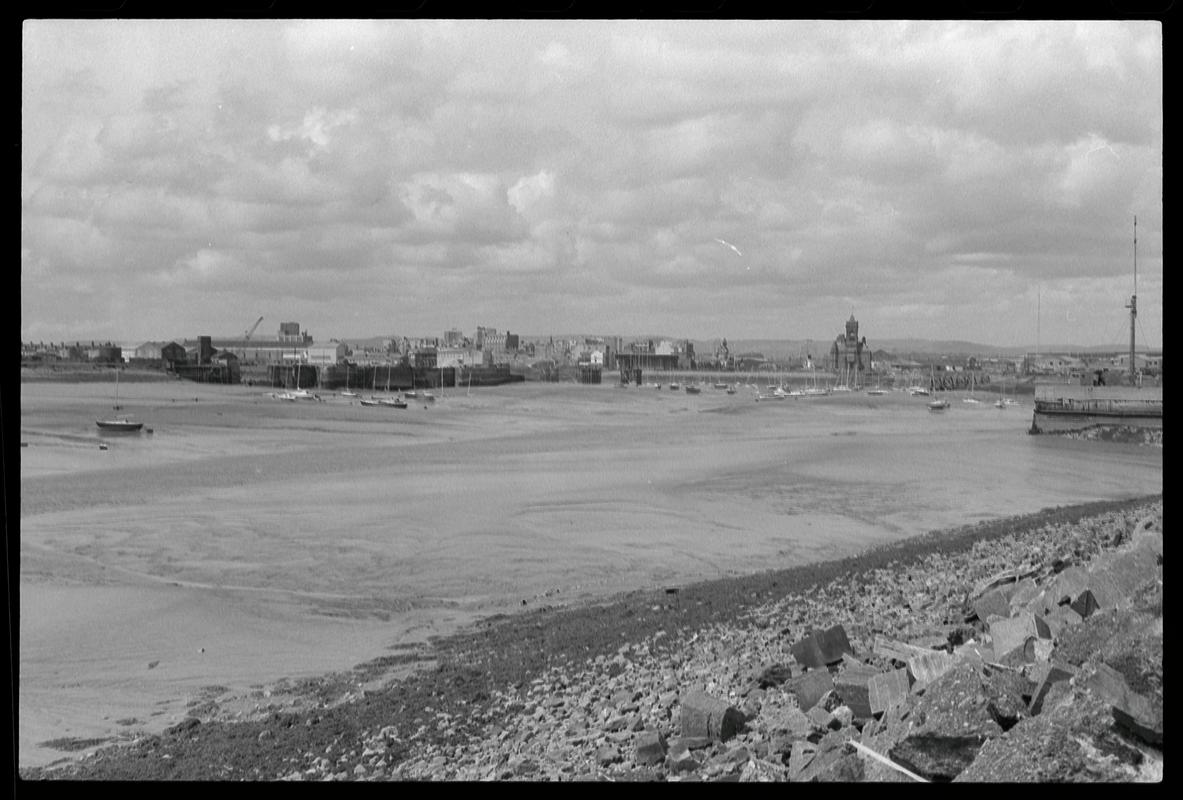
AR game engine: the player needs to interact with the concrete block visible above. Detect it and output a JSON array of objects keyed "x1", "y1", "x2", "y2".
[
  {"x1": 834, "y1": 663, "x2": 880, "y2": 719},
  {"x1": 634, "y1": 730, "x2": 667, "y2": 766},
  {"x1": 1069, "y1": 588, "x2": 1100, "y2": 619},
  {"x1": 1085, "y1": 570, "x2": 1124, "y2": 611},
  {"x1": 789, "y1": 624, "x2": 853, "y2": 669},
  {"x1": 907, "y1": 649, "x2": 957, "y2": 689},
  {"x1": 790, "y1": 667, "x2": 834, "y2": 711},
  {"x1": 1006, "y1": 578, "x2": 1041, "y2": 609},
  {"x1": 868, "y1": 668, "x2": 911, "y2": 715},
  {"x1": 1041, "y1": 604, "x2": 1084, "y2": 638},
  {"x1": 679, "y1": 689, "x2": 746, "y2": 741},
  {"x1": 972, "y1": 588, "x2": 1011, "y2": 622},
  {"x1": 1028, "y1": 662, "x2": 1076, "y2": 715},
  {"x1": 1046, "y1": 566, "x2": 1090, "y2": 606},
  {"x1": 989, "y1": 613, "x2": 1041, "y2": 660}
]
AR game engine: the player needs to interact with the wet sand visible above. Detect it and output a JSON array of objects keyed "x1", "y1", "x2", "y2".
[{"x1": 18, "y1": 379, "x2": 1163, "y2": 768}]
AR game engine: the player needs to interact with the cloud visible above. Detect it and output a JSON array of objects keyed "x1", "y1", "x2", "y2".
[{"x1": 20, "y1": 20, "x2": 1162, "y2": 347}]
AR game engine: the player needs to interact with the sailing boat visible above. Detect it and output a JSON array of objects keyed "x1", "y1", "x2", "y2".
[
  {"x1": 962, "y1": 370, "x2": 981, "y2": 404},
  {"x1": 96, "y1": 367, "x2": 144, "y2": 431},
  {"x1": 995, "y1": 379, "x2": 1007, "y2": 409},
  {"x1": 341, "y1": 363, "x2": 358, "y2": 397},
  {"x1": 927, "y1": 366, "x2": 949, "y2": 410}
]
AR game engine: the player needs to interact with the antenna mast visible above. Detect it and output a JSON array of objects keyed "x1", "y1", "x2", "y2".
[{"x1": 1125, "y1": 216, "x2": 1137, "y2": 383}]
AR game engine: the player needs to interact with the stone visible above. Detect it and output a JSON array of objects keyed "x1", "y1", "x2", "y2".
[
  {"x1": 679, "y1": 689, "x2": 746, "y2": 741},
  {"x1": 789, "y1": 668, "x2": 834, "y2": 711},
  {"x1": 786, "y1": 740, "x2": 817, "y2": 780},
  {"x1": 761, "y1": 704, "x2": 811, "y2": 737},
  {"x1": 595, "y1": 745, "x2": 622, "y2": 766},
  {"x1": 868, "y1": 668, "x2": 911, "y2": 715},
  {"x1": 834, "y1": 663, "x2": 880, "y2": 719},
  {"x1": 634, "y1": 730, "x2": 667, "y2": 766},
  {"x1": 831, "y1": 705, "x2": 854, "y2": 728},
  {"x1": 806, "y1": 705, "x2": 838, "y2": 731},
  {"x1": 1085, "y1": 663, "x2": 1163, "y2": 745},
  {"x1": 738, "y1": 757, "x2": 788, "y2": 782},
  {"x1": 753, "y1": 662, "x2": 794, "y2": 689},
  {"x1": 665, "y1": 740, "x2": 699, "y2": 773},
  {"x1": 790, "y1": 624, "x2": 853, "y2": 669}
]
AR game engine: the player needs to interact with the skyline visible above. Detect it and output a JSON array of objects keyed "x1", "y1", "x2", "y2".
[{"x1": 22, "y1": 20, "x2": 1163, "y2": 349}]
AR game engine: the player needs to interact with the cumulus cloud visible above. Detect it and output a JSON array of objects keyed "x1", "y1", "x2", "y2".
[{"x1": 20, "y1": 19, "x2": 1162, "y2": 348}]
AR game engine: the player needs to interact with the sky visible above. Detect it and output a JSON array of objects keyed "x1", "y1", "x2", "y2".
[{"x1": 21, "y1": 19, "x2": 1163, "y2": 350}]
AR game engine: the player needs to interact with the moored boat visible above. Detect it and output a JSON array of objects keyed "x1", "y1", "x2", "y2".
[{"x1": 96, "y1": 418, "x2": 144, "y2": 432}]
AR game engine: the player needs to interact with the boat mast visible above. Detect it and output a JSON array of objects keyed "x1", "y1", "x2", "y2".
[{"x1": 1125, "y1": 215, "x2": 1137, "y2": 383}]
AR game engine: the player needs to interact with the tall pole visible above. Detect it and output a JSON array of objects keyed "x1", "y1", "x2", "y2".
[{"x1": 1126, "y1": 216, "x2": 1137, "y2": 383}]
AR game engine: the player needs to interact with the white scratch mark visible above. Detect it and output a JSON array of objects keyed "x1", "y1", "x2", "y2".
[{"x1": 714, "y1": 238, "x2": 743, "y2": 257}]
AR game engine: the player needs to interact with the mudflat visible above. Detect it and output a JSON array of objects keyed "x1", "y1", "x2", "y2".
[{"x1": 18, "y1": 379, "x2": 1163, "y2": 768}]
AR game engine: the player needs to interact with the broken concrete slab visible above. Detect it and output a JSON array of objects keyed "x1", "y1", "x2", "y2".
[
  {"x1": 907, "y1": 649, "x2": 958, "y2": 689},
  {"x1": 872, "y1": 635, "x2": 933, "y2": 664},
  {"x1": 868, "y1": 668, "x2": 911, "y2": 715}
]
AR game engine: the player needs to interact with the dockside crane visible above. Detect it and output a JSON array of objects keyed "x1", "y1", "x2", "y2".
[{"x1": 244, "y1": 316, "x2": 264, "y2": 341}]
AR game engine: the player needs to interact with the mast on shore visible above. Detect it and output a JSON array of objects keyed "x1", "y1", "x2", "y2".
[{"x1": 1125, "y1": 216, "x2": 1137, "y2": 383}]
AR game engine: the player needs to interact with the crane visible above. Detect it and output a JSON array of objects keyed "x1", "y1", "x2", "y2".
[{"x1": 244, "y1": 316, "x2": 264, "y2": 341}]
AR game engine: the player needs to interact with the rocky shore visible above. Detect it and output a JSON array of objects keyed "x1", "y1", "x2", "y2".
[{"x1": 20, "y1": 495, "x2": 1162, "y2": 783}]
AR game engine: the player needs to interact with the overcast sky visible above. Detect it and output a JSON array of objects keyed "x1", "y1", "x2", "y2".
[{"x1": 22, "y1": 19, "x2": 1162, "y2": 349}]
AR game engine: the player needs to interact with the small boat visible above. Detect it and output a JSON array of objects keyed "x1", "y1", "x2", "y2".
[
  {"x1": 866, "y1": 388, "x2": 887, "y2": 396},
  {"x1": 713, "y1": 382, "x2": 729, "y2": 390},
  {"x1": 928, "y1": 398, "x2": 950, "y2": 412},
  {"x1": 359, "y1": 397, "x2": 382, "y2": 407},
  {"x1": 668, "y1": 382, "x2": 680, "y2": 391},
  {"x1": 909, "y1": 386, "x2": 931, "y2": 397},
  {"x1": 379, "y1": 396, "x2": 408, "y2": 408},
  {"x1": 96, "y1": 418, "x2": 144, "y2": 432},
  {"x1": 726, "y1": 385, "x2": 737, "y2": 395},
  {"x1": 684, "y1": 385, "x2": 701, "y2": 394}
]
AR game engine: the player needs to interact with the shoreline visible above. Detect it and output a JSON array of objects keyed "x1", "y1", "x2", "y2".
[{"x1": 20, "y1": 492, "x2": 1162, "y2": 781}]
